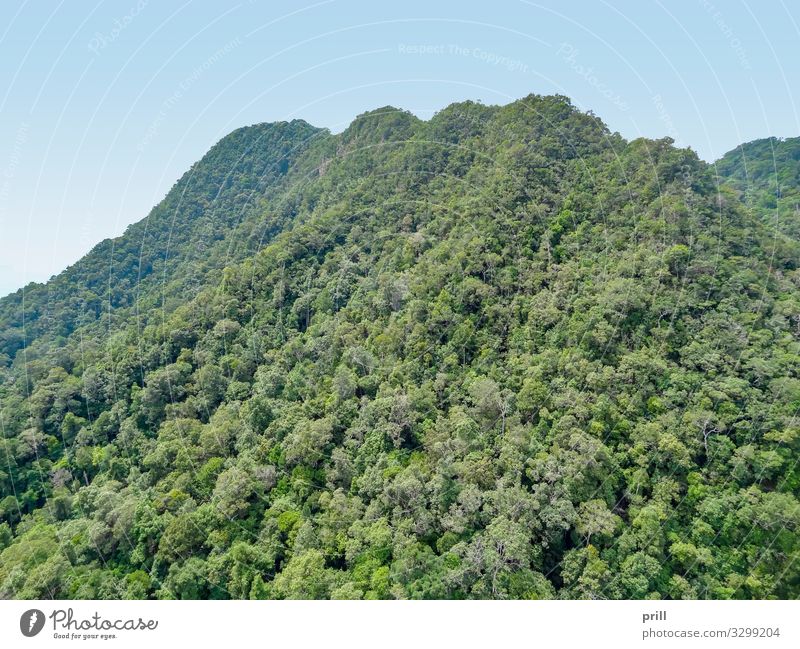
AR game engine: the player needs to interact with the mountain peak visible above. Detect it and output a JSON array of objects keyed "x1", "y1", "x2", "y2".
[{"x1": 341, "y1": 106, "x2": 422, "y2": 144}]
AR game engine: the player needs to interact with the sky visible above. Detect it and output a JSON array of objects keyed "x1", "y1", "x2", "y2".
[{"x1": 0, "y1": 0, "x2": 798, "y2": 298}]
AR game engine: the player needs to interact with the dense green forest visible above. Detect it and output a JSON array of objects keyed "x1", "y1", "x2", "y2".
[
  {"x1": 1, "y1": 95, "x2": 799, "y2": 599},
  {"x1": 716, "y1": 136, "x2": 800, "y2": 240}
]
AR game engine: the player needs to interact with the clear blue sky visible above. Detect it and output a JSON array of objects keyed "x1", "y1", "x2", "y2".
[{"x1": 1, "y1": 0, "x2": 798, "y2": 297}]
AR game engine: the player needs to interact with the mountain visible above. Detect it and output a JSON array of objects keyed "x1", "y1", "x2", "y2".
[
  {"x1": 716, "y1": 136, "x2": 800, "y2": 239},
  {"x1": 0, "y1": 118, "x2": 325, "y2": 365},
  {"x1": 1, "y1": 95, "x2": 799, "y2": 600}
]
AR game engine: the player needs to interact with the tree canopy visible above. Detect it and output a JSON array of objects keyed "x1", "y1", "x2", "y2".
[{"x1": 1, "y1": 95, "x2": 799, "y2": 600}]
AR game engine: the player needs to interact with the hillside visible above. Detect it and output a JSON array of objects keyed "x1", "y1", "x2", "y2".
[
  {"x1": 0, "y1": 119, "x2": 325, "y2": 366},
  {"x1": 716, "y1": 136, "x2": 800, "y2": 239},
  {"x1": 1, "y1": 95, "x2": 799, "y2": 600}
]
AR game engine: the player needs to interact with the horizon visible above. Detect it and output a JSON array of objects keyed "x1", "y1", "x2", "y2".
[
  {"x1": 0, "y1": 91, "x2": 788, "y2": 301},
  {"x1": 0, "y1": 93, "x2": 788, "y2": 301},
  {"x1": 1, "y1": 0, "x2": 798, "y2": 298}
]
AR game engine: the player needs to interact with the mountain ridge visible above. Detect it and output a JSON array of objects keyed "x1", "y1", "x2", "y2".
[{"x1": 0, "y1": 94, "x2": 798, "y2": 600}]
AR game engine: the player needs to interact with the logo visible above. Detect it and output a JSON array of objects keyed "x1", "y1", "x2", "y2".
[{"x1": 20, "y1": 609, "x2": 45, "y2": 637}]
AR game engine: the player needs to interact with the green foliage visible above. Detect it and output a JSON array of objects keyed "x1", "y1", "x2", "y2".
[
  {"x1": 1, "y1": 95, "x2": 799, "y2": 599},
  {"x1": 717, "y1": 136, "x2": 800, "y2": 241}
]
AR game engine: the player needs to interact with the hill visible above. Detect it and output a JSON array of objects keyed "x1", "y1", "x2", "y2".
[
  {"x1": 716, "y1": 136, "x2": 800, "y2": 239},
  {"x1": 0, "y1": 119, "x2": 325, "y2": 366},
  {"x1": 1, "y1": 95, "x2": 799, "y2": 599}
]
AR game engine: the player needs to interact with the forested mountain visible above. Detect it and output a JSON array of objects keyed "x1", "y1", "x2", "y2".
[
  {"x1": 1, "y1": 95, "x2": 799, "y2": 600},
  {"x1": 717, "y1": 136, "x2": 800, "y2": 240},
  {"x1": 0, "y1": 118, "x2": 324, "y2": 365}
]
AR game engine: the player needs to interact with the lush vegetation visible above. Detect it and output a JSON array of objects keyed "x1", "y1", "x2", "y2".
[
  {"x1": 716, "y1": 136, "x2": 800, "y2": 240},
  {"x1": 1, "y1": 95, "x2": 799, "y2": 600}
]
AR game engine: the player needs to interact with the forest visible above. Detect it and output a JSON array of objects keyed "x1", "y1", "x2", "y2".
[{"x1": 0, "y1": 95, "x2": 798, "y2": 599}]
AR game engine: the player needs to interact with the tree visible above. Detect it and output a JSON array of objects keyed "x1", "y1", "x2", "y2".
[{"x1": 575, "y1": 500, "x2": 620, "y2": 545}]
